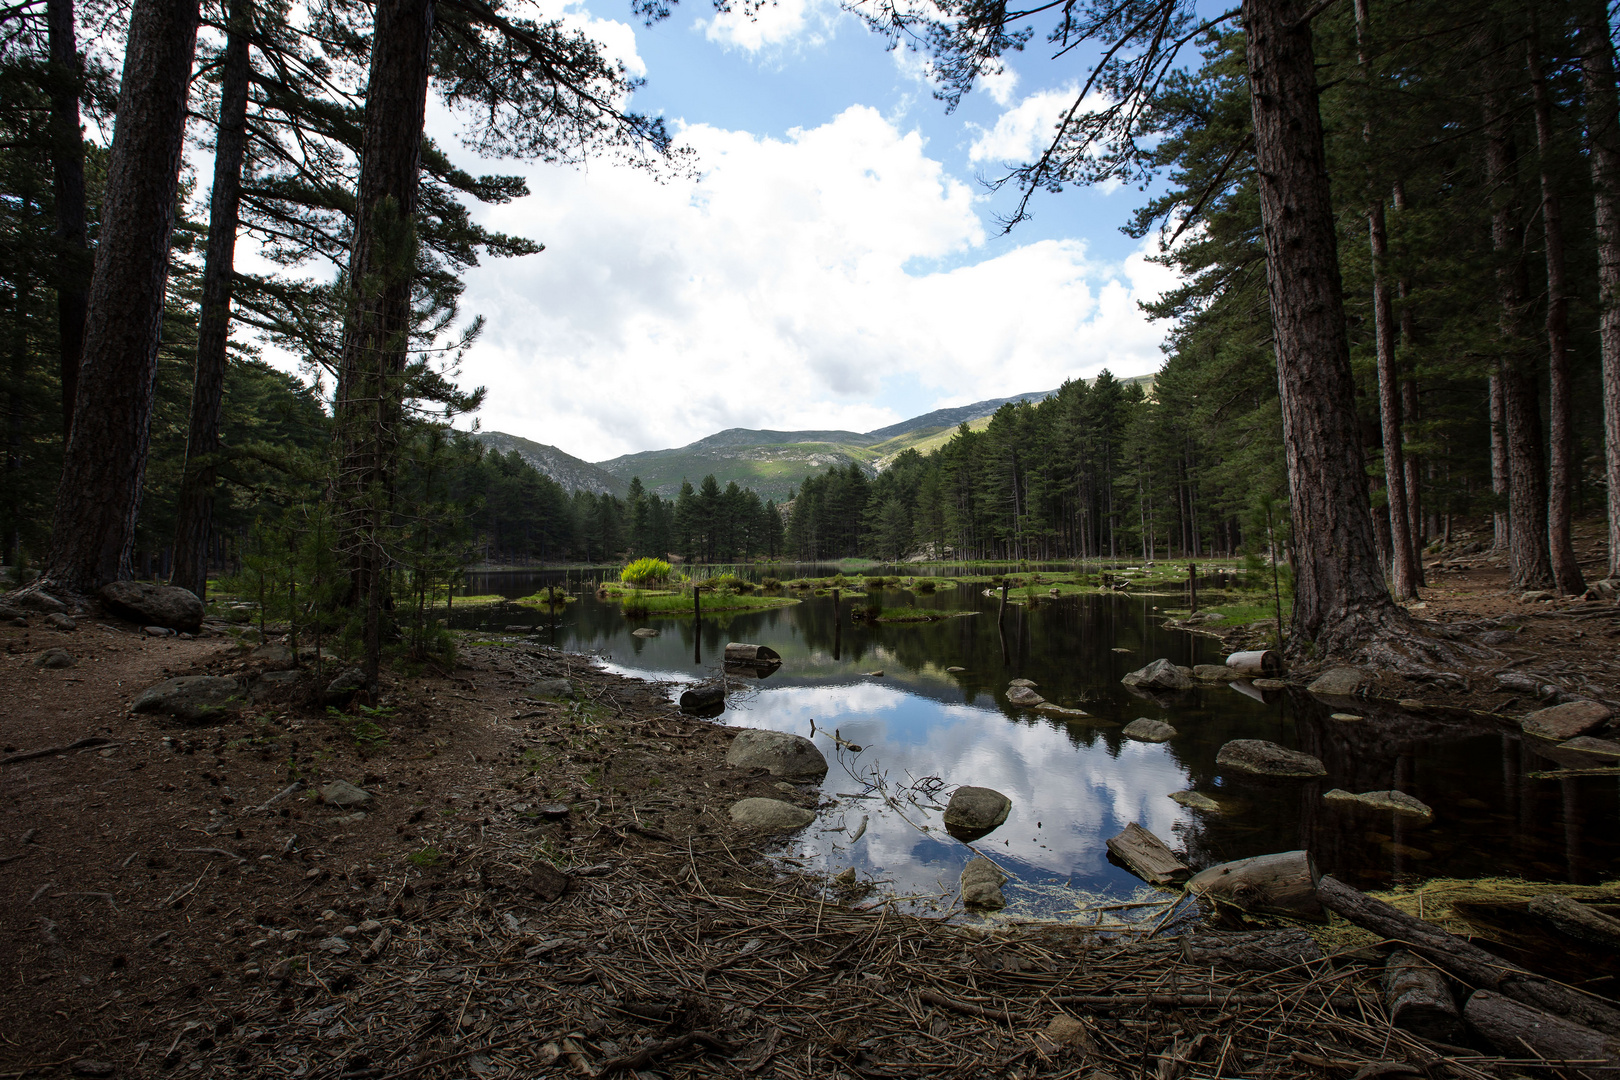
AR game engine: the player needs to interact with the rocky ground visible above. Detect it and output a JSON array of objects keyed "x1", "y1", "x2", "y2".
[{"x1": 1, "y1": 523, "x2": 1616, "y2": 1079}]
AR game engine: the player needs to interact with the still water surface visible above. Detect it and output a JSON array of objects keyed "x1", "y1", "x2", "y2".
[{"x1": 458, "y1": 567, "x2": 1619, "y2": 918}]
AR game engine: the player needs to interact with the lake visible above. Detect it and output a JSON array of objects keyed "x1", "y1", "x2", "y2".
[{"x1": 456, "y1": 567, "x2": 1620, "y2": 921}]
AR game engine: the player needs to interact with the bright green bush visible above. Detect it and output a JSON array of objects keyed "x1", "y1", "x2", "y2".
[{"x1": 621, "y1": 557, "x2": 673, "y2": 587}]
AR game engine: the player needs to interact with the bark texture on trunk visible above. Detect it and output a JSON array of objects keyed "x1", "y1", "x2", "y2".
[
  {"x1": 1529, "y1": 33, "x2": 1584, "y2": 596},
  {"x1": 43, "y1": 0, "x2": 201, "y2": 592},
  {"x1": 334, "y1": 0, "x2": 434, "y2": 691},
  {"x1": 1489, "y1": 372, "x2": 1510, "y2": 554},
  {"x1": 1580, "y1": 0, "x2": 1620, "y2": 583},
  {"x1": 171, "y1": 0, "x2": 253, "y2": 601},
  {"x1": 47, "y1": 0, "x2": 88, "y2": 441},
  {"x1": 1242, "y1": 0, "x2": 1401, "y2": 657},
  {"x1": 1484, "y1": 89, "x2": 1554, "y2": 591}
]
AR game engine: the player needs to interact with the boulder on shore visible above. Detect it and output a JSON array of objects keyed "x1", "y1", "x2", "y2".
[
  {"x1": 959, "y1": 857, "x2": 1007, "y2": 910},
  {"x1": 1307, "y1": 667, "x2": 1365, "y2": 698},
  {"x1": 1121, "y1": 659, "x2": 1192, "y2": 691},
  {"x1": 320, "y1": 780, "x2": 373, "y2": 810},
  {"x1": 1122, "y1": 718, "x2": 1176, "y2": 743},
  {"x1": 34, "y1": 647, "x2": 74, "y2": 669},
  {"x1": 725, "y1": 728, "x2": 828, "y2": 779},
  {"x1": 324, "y1": 667, "x2": 367, "y2": 705},
  {"x1": 1216, "y1": 739, "x2": 1326, "y2": 778},
  {"x1": 99, "y1": 581, "x2": 204, "y2": 631},
  {"x1": 728, "y1": 797, "x2": 815, "y2": 832},
  {"x1": 1521, "y1": 701, "x2": 1612, "y2": 742},
  {"x1": 12, "y1": 590, "x2": 67, "y2": 615},
  {"x1": 132, "y1": 676, "x2": 243, "y2": 723},
  {"x1": 1323, "y1": 789, "x2": 1433, "y2": 823},
  {"x1": 943, "y1": 786, "x2": 1012, "y2": 837}
]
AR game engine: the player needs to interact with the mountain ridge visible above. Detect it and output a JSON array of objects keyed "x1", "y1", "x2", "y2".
[{"x1": 474, "y1": 378, "x2": 1151, "y2": 502}]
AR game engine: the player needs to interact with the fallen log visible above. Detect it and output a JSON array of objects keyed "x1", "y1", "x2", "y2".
[
  {"x1": 1317, "y1": 876, "x2": 1620, "y2": 1037},
  {"x1": 1527, "y1": 895, "x2": 1620, "y2": 950},
  {"x1": 724, "y1": 643, "x2": 781, "y2": 663},
  {"x1": 1226, "y1": 650, "x2": 1282, "y2": 677},
  {"x1": 1187, "y1": 851, "x2": 1322, "y2": 919},
  {"x1": 1383, "y1": 949, "x2": 1465, "y2": 1043},
  {"x1": 1105, "y1": 823, "x2": 1189, "y2": 887},
  {"x1": 1464, "y1": 991, "x2": 1620, "y2": 1076}
]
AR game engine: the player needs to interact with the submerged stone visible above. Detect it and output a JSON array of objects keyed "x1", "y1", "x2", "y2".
[
  {"x1": 959, "y1": 857, "x2": 1007, "y2": 910},
  {"x1": 1216, "y1": 739, "x2": 1326, "y2": 778},
  {"x1": 1323, "y1": 789, "x2": 1433, "y2": 823},
  {"x1": 1169, "y1": 790, "x2": 1221, "y2": 813}
]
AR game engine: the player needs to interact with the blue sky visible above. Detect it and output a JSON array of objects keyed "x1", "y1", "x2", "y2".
[{"x1": 421, "y1": 0, "x2": 1182, "y2": 461}]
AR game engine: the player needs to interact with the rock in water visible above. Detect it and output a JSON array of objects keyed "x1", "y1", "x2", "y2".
[
  {"x1": 945, "y1": 666, "x2": 965, "y2": 672},
  {"x1": 1216, "y1": 739, "x2": 1326, "y2": 778},
  {"x1": 131, "y1": 676, "x2": 243, "y2": 723},
  {"x1": 1191, "y1": 664, "x2": 1236, "y2": 681},
  {"x1": 1120, "y1": 659, "x2": 1192, "y2": 691},
  {"x1": 1006, "y1": 685, "x2": 1046, "y2": 706},
  {"x1": 99, "y1": 581, "x2": 203, "y2": 631},
  {"x1": 1122, "y1": 718, "x2": 1177, "y2": 743},
  {"x1": 1169, "y1": 790, "x2": 1221, "y2": 813},
  {"x1": 631, "y1": 627, "x2": 658, "y2": 638},
  {"x1": 320, "y1": 780, "x2": 373, "y2": 809},
  {"x1": 1323, "y1": 789, "x2": 1433, "y2": 823},
  {"x1": 943, "y1": 786, "x2": 1012, "y2": 838},
  {"x1": 1306, "y1": 667, "x2": 1365, "y2": 697},
  {"x1": 960, "y1": 857, "x2": 1007, "y2": 909},
  {"x1": 1008, "y1": 678, "x2": 1038, "y2": 688},
  {"x1": 725, "y1": 729, "x2": 828, "y2": 779},
  {"x1": 1521, "y1": 701, "x2": 1613, "y2": 741},
  {"x1": 728, "y1": 797, "x2": 816, "y2": 832}
]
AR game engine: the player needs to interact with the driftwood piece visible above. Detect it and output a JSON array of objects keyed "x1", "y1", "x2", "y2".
[
  {"x1": 597, "y1": 1031, "x2": 734, "y2": 1076},
  {"x1": 1226, "y1": 650, "x2": 1282, "y2": 676},
  {"x1": 1464, "y1": 991, "x2": 1620, "y2": 1075},
  {"x1": 1383, "y1": 949, "x2": 1465, "y2": 1043},
  {"x1": 679, "y1": 685, "x2": 725, "y2": 713},
  {"x1": 1187, "y1": 851, "x2": 1322, "y2": 918},
  {"x1": 2, "y1": 735, "x2": 114, "y2": 765},
  {"x1": 723, "y1": 643, "x2": 781, "y2": 663},
  {"x1": 1105, "y1": 823, "x2": 1190, "y2": 886},
  {"x1": 1528, "y1": 895, "x2": 1620, "y2": 950},
  {"x1": 1129, "y1": 929, "x2": 1324, "y2": 972},
  {"x1": 1317, "y1": 875, "x2": 1620, "y2": 1037}
]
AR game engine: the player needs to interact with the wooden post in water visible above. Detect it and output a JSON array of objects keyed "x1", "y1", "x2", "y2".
[
  {"x1": 831, "y1": 588, "x2": 841, "y2": 661},
  {"x1": 1188, "y1": 562, "x2": 1198, "y2": 614}
]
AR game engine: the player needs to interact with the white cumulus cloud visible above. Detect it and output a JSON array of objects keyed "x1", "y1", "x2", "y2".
[{"x1": 441, "y1": 102, "x2": 1172, "y2": 461}]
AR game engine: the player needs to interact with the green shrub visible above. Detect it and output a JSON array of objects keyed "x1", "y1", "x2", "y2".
[
  {"x1": 622, "y1": 557, "x2": 673, "y2": 587},
  {"x1": 915, "y1": 579, "x2": 936, "y2": 594}
]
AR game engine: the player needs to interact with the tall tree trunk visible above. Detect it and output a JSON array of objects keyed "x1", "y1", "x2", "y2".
[
  {"x1": 334, "y1": 0, "x2": 434, "y2": 691},
  {"x1": 1578, "y1": 0, "x2": 1620, "y2": 582},
  {"x1": 1483, "y1": 87, "x2": 1555, "y2": 591},
  {"x1": 1489, "y1": 372, "x2": 1510, "y2": 555},
  {"x1": 42, "y1": 0, "x2": 201, "y2": 593},
  {"x1": 1528, "y1": 30, "x2": 1584, "y2": 596},
  {"x1": 171, "y1": 0, "x2": 253, "y2": 601},
  {"x1": 47, "y1": 0, "x2": 88, "y2": 441},
  {"x1": 1242, "y1": 0, "x2": 1402, "y2": 656},
  {"x1": 1354, "y1": 0, "x2": 1417, "y2": 600},
  {"x1": 1391, "y1": 177, "x2": 1426, "y2": 583}
]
